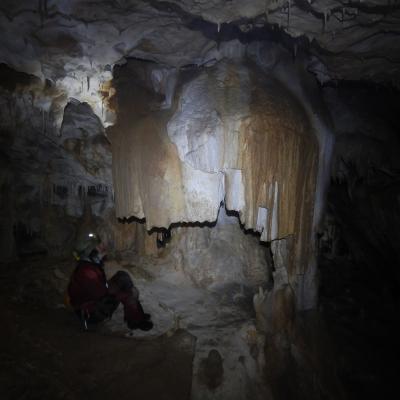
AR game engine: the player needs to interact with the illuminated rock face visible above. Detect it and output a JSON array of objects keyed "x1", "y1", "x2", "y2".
[
  {"x1": 0, "y1": 70, "x2": 121, "y2": 259},
  {"x1": 112, "y1": 60, "x2": 318, "y2": 296}
]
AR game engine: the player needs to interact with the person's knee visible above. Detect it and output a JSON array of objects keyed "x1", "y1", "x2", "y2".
[{"x1": 110, "y1": 270, "x2": 134, "y2": 291}]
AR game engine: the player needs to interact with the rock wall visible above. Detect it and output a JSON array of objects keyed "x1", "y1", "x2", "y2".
[{"x1": 0, "y1": 66, "x2": 131, "y2": 260}]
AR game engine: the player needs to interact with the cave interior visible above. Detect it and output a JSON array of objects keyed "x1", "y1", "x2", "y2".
[{"x1": 1, "y1": 1, "x2": 400, "y2": 400}]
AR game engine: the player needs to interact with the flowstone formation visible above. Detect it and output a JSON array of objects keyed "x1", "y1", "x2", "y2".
[{"x1": 111, "y1": 59, "x2": 319, "y2": 309}]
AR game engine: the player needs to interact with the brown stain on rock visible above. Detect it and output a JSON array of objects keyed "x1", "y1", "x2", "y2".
[
  {"x1": 239, "y1": 65, "x2": 318, "y2": 277},
  {"x1": 112, "y1": 107, "x2": 185, "y2": 228}
]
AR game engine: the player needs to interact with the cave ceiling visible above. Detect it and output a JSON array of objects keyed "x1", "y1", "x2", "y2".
[{"x1": 0, "y1": 1, "x2": 399, "y2": 107}]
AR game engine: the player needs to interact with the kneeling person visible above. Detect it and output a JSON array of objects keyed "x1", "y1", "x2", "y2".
[{"x1": 67, "y1": 231, "x2": 153, "y2": 331}]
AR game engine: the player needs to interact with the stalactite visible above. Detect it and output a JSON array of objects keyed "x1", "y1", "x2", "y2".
[
  {"x1": 42, "y1": 109, "x2": 45, "y2": 135},
  {"x1": 287, "y1": 0, "x2": 291, "y2": 28},
  {"x1": 38, "y1": 0, "x2": 44, "y2": 26},
  {"x1": 323, "y1": 11, "x2": 328, "y2": 32}
]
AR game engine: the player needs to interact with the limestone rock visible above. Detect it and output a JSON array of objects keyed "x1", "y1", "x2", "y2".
[{"x1": 0, "y1": 77, "x2": 123, "y2": 258}]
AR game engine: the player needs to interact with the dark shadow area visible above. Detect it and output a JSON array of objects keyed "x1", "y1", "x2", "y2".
[
  {"x1": 317, "y1": 81, "x2": 400, "y2": 399},
  {"x1": 0, "y1": 63, "x2": 40, "y2": 91},
  {"x1": 13, "y1": 222, "x2": 48, "y2": 258},
  {"x1": 319, "y1": 177, "x2": 400, "y2": 398}
]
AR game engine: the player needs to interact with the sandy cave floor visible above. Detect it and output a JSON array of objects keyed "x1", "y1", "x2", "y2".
[{"x1": 0, "y1": 255, "x2": 267, "y2": 400}]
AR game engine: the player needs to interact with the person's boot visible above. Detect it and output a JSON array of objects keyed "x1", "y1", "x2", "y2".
[
  {"x1": 127, "y1": 318, "x2": 153, "y2": 331},
  {"x1": 139, "y1": 320, "x2": 153, "y2": 331},
  {"x1": 143, "y1": 313, "x2": 151, "y2": 321}
]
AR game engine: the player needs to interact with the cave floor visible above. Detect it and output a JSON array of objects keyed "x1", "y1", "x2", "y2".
[
  {"x1": 0, "y1": 261, "x2": 198, "y2": 400},
  {"x1": 0, "y1": 298, "x2": 195, "y2": 400},
  {"x1": 2, "y1": 254, "x2": 398, "y2": 400},
  {"x1": 0, "y1": 256, "x2": 266, "y2": 400}
]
